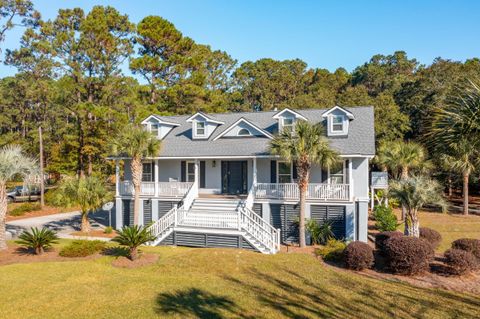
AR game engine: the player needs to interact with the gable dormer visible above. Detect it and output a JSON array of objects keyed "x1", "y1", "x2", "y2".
[
  {"x1": 272, "y1": 108, "x2": 307, "y2": 133},
  {"x1": 213, "y1": 118, "x2": 273, "y2": 140},
  {"x1": 322, "y1": 106, "x2": 355, "y2": 137},
  {"x1": 186, "y1": 112, "x2": 224, "y2": 140},
  {"x1": 141, "y1": 115, "x2": 180, "y2": 139}
]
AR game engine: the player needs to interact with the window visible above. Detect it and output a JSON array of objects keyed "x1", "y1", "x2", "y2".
[
  {"x1": 195, "y1": 121, "x2": 206, "y2": 136},
  {"x1": 278, "y1": 161, "x2": 292, "y2": 183},
  {"x1": 282, "y1": 118, "x2": 294, "y2": 132},
  {"x1": 329, "y1": 161, "x2": 345, "y2": 184},
  {"x1": 142, "y1": 162, "x2": 153, "y2": 182},
  {"x1": 186, "y1": 162, "x2": 195, "y2": 182},
  {"x1": 331, "y1": 115, "x2": 344, "y2": 132},
  {"x1": 237, "y1": 128, "x2": 251, "y2": 136},
  {"x1": 150, "y1": 124, "x2": 159, "y2": 137}
]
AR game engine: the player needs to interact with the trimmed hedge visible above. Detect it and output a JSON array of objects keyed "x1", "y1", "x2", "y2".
[
  {"x1": 316, "y1": 239, "x2": 346, "y2": 263},
  {"x1": 344, "y1": 241, "x2": 374, "y2": 270},
  {"x1": 384, "y1": 236, "x2": 434, "y2": 275},
  {"x1": 444, "y1": 249, "x2": 478, "y2": 275},
  {"x1": 375, "y1": 231, "x2": 403, "y2": 252},
  {"x1": 419, "y1": 227, "x2": 442, "y2": 250},
  {"x1": 59, "y1": 240, "x2": 107, "y2": 257},
  {"x1": 451, "y1": 238, "x2": 480, "y2": 259}
]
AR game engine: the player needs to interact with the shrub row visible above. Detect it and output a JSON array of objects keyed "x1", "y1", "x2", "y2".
[
  {"x1": 8, "y1": 203, "x2": 41, "y2": 216},
  {"x1": 59, "y1": 240, "x2": 107, "y2": 257}
]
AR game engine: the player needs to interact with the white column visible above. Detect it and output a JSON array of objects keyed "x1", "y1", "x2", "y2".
[
  {"x1": 253, "y1": 158, "x2": 257, "y2": 185},
  {"x1": 194, "y1": 159, "x2": 199, "y2": 195},
  {"x1": 154, "y1": 159, "x2": 159, "y2": 197},
  {"x1": 115, "y1": 160, "x2": 120, "y2": 197},
  {"x1": 348, "y1": 158, "x2": 354, "y2": 201}
]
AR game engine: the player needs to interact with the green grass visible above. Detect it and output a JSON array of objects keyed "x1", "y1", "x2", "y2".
[{"x1": 0, "y1": 244, "x2": 479, "y2": 319}]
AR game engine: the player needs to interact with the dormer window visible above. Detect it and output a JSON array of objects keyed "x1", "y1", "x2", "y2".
[
  {"x1": 282, "y1": 118, "x2": 294, "y2": 133},
  {"x1": 150, "y1": 124, "x2": 159, "y2": 137},
  {"x1": 331, "y1": 115, "x2": 344, "y2": 132},
  {"x1": 196, "y1": 121, "x2": 206, "y2": 137},
  {"x1": 238, "y1": 128, "x2": 251, "y2": 136},
  {"x1": 322, "y1": 106, "x2": 354, "y2": 137}
]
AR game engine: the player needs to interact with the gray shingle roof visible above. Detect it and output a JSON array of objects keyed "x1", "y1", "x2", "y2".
[{"x1": 154, "y1": 106, "x2": 375, "y2": 157}]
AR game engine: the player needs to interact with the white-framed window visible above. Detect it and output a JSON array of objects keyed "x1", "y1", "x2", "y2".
[
  {"x1": 142, "y1": 162, "x2": 153, "y2": 182},
  {"x1": 328, "y1": 161, "x2": 345, "y2": 184},
  {"x1": 332, "y1": 115, "x2": 344, "y2": 132},
  {"x1": 150, "y1": 124, "x2": 159, "y2": 137},
  {"x1": 185, "y1": 161, "x2": 195, "y2": 182},
  {"x1": 237, "y1": 128, "x2": 251, "y2": 136},
  {"x1": 277, "y1": 161, "x2": 293, "y2": 183},
  {"x1": 282, "y1": 117, "x2": 294, "y2": 133},
  {"x1": 195, "y1": 121, "x2": 206, "y2": 137}
]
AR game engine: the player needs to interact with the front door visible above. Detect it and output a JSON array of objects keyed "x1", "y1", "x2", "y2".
[{"x1": 221, "y1": 161, "x2": 247, "y2": 194}]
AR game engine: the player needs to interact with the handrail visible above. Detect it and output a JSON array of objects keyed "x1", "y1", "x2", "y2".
[
  {"x1": 147, "y1": 206, "x2": 177, "y2": 243},
  {"x1": 242, "y1": 183, "x2": 255, "y2": 210},
  {"x1": 254, "y1": 182, "x2": 350, "y2": 201},
  {"x1": 180, "y1": 182, "x2": 197, "y2": 210},
  {"x1": 240, "y1": 206, "x2": 281, "y2": 253}
]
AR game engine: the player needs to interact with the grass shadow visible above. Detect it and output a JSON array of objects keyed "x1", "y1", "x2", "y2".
[{"x1": 102, "y1": 246, "x2": 129, "y2": 257}]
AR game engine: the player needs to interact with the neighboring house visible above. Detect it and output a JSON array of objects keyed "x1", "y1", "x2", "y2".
[{"x1": 112, "y1": 106, "x2": 375, "y2": 254}]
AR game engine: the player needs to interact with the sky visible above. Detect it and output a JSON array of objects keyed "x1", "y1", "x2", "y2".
[{"x1": 0, "y1": 0, "x2": 479, "y2": 77}]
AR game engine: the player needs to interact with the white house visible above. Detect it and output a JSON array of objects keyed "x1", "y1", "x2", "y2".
[{"x1": 112, "y1": 106, "x2": 375, "y2": 254}]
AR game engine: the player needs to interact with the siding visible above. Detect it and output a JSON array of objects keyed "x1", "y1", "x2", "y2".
[
  {"x1": 253, "y1": 203, "x2": 263, "y2": 218},
  {"x1": 270, "y1": 204, "x2": 300, "y2": 243},
  {"x1": 310, "y1": 205, "x2": 346, "y2": 239},
  {"x1": 122, "y1": 199, "x2": 134, "y2": 227},
  {"x1": 158, "y1": 201, "x2": 180, "y2": 219},
  {"x1": 143, "y1": 200, "x2": 152, "y2": 225}
]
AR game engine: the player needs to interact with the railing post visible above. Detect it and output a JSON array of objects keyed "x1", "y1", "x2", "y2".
[
  {"x1": 238, "y1": 210, "x2": 242, "y2": 231},
  {"x1": 174, "y1": 205, "x2": 178, "y2": 227},
  {"x1": 154, "y1": 159, "x2": 159, "y2": 197},
  {"x1": 115, "y1": 160, "x2": 120, "y2": 196}
]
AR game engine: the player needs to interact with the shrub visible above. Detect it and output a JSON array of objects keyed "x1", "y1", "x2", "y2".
[
  {"x1": 444, "y1": 249, "x2": 478, "y2": 275},
  {"x1": 315, "y1": 239, "x2": 346, "y2": 262},
  {"x1": 104, "y1": 226, "x2": 113, "y2": 234},
  {"x1": 306, "y1": 219, "x2": 335, "y2": 245},
  {"x1": 8, "y1": 203, "x2": 41, "y2": 216},
  {"x1": 373, "y1": 205, "x2": 398, "y2": 232},
  {"x1": 59, "y1": 240, "x2": 107, "y2": 257},
  {"x1": 344, "y1": 241, "x2": 374, "y2": 270},
  {"x1": 375, "y1": 231, "x2": 403, "y2": 252},
  {"x1": 15, "y1": 227, "x2": 58, "y2": 254},
  {"x1": 112, "y1": 225, "x2": 156, "y2": 260},
  {"x1": 419, "y1": 227, "x2": 442, "y2": 250},
  {"x1": 384, "y1": 236, "x2": 434, "y2": 275},
  {"x1": 451, "y1": 238, "x2": 480, "y2": 259}
]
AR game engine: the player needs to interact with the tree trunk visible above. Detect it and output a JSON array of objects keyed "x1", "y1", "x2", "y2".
[
  {"x1": 297, "y1": 159, "x2": 310, "y2": 248},
  {"x1": 35, "y1": 246, "x2": 44, "y2": 255},
  {"x1": 81, "y1": 211, "x2": 91, "y2": 233},
  {"x1": 400, "y1": 166, "x2": 408, "y2": 221},
  {"x1": 0, "y1": 182, "x2": 8, "y2": 250},
  {"x1": 39, "y1": 126, "x2": 45, "y2": 208},
  {"x1": 463, "y1": 171, "x2": 469, "y2": 216},
  {"x1": 77, "y1": 119, "x2": 85, "y2": 178},
  {"x1": 131, "y1": 156, "x2": 142, "y2": 225},
  {"x1": 404, "y1": 209, "x2": 419, "y2": 237},
  {"x1": 448, "y1": 173, "x2": 453, "y2": 198},
  {"x1": 130, "y1": 246, "x2": 138, "y2": 261}
]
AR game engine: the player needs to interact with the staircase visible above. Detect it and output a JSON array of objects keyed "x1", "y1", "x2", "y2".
[{"x1": 147, "y1": 196, "x2": 280, "y2": 254}]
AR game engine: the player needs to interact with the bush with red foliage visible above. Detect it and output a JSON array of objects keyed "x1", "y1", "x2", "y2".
[
  {"x1": 451, "y1": 238, "x2": 480, "y2": 259},
  {"x1": 444, "y1": 249, "x2": 478, "y2": 275},
  {"x1": 375, "y1": 231, "x2": 403, "y2": 252},
  {"x1": 344, "y1": 241, "x2": 374, "y2": 270},
  {"x1": 419, "y1": 227, "x2": 442, "y2": 250},
  {"x1": 384, "y1": 236, "x2": 434, "y2": 275}
]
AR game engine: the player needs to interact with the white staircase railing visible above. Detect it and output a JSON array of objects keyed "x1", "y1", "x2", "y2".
[
  {"x1": 148, "y1": 206, "x2": 177, "y2": 246},
  {"x1": 242, "y1": 183, "x2": 255, "y2": 210},
  {"x1": 181, "y1": 181, "x2": 197, "y2": 210},
  {"x1": 239, "y1": 207, "x2": 281, "y2": 254}
]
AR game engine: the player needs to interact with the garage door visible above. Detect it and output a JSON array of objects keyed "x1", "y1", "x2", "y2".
[
  {"x1": 310, "y1": 205, "x2": 346, "y2": 239},
  {"x1": 270, "y1": 204, "x2": 299, "y2": 243}
]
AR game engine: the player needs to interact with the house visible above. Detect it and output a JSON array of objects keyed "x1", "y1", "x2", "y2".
[{"x1": 112, "y1": 106, "x2": 375, "y2": 254}]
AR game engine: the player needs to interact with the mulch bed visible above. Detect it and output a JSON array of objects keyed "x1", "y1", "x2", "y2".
[
  {"x1": 111, "y1": 253, "x2": 159, "y2": 269},
  {"x1": 0, "y1": 245, "x2": 99, "y2": 266}
]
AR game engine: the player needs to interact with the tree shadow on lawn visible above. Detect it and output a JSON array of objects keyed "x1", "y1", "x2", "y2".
[
  {"x1": 222, "y1": 267, "x2": 480, "y2": 319},
  {"x1": 155, "y1": 288, "x2": 255, "y2": 319},
  {"x1": 102, "y1": 246, "x2": 129, "y2": 257}
]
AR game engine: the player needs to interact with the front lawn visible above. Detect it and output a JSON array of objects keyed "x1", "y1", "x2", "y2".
[{"x1": 0, "y1": 244, "x2": 479, "y2": 318}]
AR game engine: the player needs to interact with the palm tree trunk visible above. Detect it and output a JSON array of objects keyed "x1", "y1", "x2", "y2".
[
  {"x1": 130, "y1": 246, "x2": 138, "y2": 261},
  {"x1": 298, "y1": 161, "x2": 310, "y2": 248},
  {"x1": 131, "y1": 156, "x2": 142, "y2": 225},
  {"x1": 463, "y1": 171, "x2": 469, "y2": 216},
  {"x1": 400, "y1": 167, "x2": 408, "y2": 221},
  {"x1": 448, "y1": 173, "x2": 453, "y2": 198},
  {"x1": 35, "y1": 246, "x2": 44, "y2": 255},
  {"x1": 0, "y1": 182, "x2": 8, "y2": 250},
  {"x1": 81, "y1": 211, "x2": 91, "y2": 233}
]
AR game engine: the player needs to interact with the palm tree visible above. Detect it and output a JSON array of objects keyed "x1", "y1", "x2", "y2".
[
  {"x1": 16, "y1": 227, "x2": 58, "y2": 255},
  {"x1": 428, "y1": 79, "x2": 480, "y2": 215},
  {"x1": 0, "y1": 145, "x2": 37, "y2": 250},
  {"x1": 438, "y1": 140, "x2": 479, "y2": 215},
  {"x1": 112, "y1": 124, "x2": 161, "y2": 225},
  {"x1": 112, "y1": 225, "x2": 156, "y2": 260},
  {"x1": 270, "y1": 121, "x2": 339, "y2": 247},
  {"x1": 54, "y1": 176, "x2": 111, "y2": 232},
  {"x1": 389, "y1": 176, "x2": 446, "y2": 237}
]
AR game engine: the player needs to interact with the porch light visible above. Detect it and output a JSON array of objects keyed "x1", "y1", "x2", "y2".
[{"x1": 212, "y1": 160, "x2": 216, "y2": 167}]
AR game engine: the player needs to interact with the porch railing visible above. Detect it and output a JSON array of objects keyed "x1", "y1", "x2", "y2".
[
  {"x1": 119, "y1": 181, "x2": 193, "y2": 197},
  {"x1": 254, "y1": 183, "x2": 350, "y2": 201}
]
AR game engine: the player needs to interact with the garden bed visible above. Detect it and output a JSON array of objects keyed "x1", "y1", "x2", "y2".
[{"x1": 6, "y1": 204, "x2": 78, "y2": 221}]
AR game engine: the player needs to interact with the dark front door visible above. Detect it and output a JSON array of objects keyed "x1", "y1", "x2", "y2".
[{"x1": 222, "y1": 161, "x2": 247, "y2": 194}]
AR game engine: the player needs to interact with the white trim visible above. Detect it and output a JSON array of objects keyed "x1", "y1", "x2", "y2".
[
  {"x1": 141, "y1": 115, "x2": 180, "y2": 127},
  {"x1": 193, "y1": 120, "x2": 207, "y2": 139},
  {"x1": 186, "y1": 112, "x2": 225, "y2": 124},
  {"x1": 277, "y1": 161, "x2": 293, "y2": 183},
  {"x1": 237, "y1": 128, "x2": 251, "y2": 136},
  {"x1": 321, "y1": 106, "x2": 355, "y2": 119},
  {"x1": 272, "y1": 108, "x2": 307, "y2": 120},
  {"x1": 185, "y1": 161, "x2": 196, "y2": 183},
  {"x1": 107, "y1": 154, "x2": 375, "y2": 160},
  {"x1": 213, "y1": 118, "x2": 273, "y2": 141},
  {"x1": 327, "y1": 160, "x2": 346, "y2": 184},
  {"x1": 327, "y1": 114, "x2": 349, "y2": 136}
]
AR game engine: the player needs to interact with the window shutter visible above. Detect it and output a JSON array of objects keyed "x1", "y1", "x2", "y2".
[
  {"x1": 292, "y1": 161, "x2": 298, "y2": 180},
  {"x1": 200, "y1": 161, "x2": 206, "y2": 188},
  {"x1": 345, "y1": 160, "x2": 349, "y2": 184},
  {"x1": 270, "y1": 160, "x2": 277, "y2": 183},
  {"x1": 181, "y1": 161, "x2": 186, "y2": 182},
  {"x1": 321, "y1": 168, "x2": 328, "y2": 183}
]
